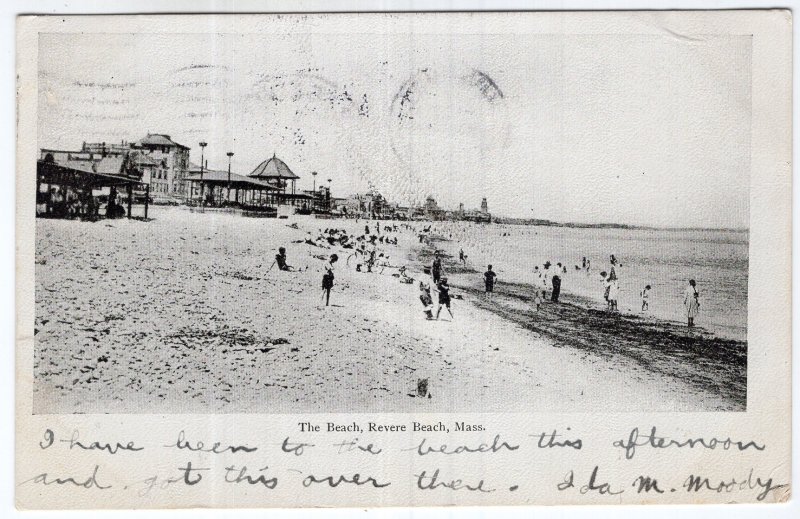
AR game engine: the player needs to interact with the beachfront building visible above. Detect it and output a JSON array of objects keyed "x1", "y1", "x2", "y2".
[
  {"x1": 459, "y1": 198, "x2": 491, "y2": 223},
  {"x1": 81, "y1": 140, "x2": 133, "y2": 156},
  {"x1": 81, "y1": 134, "x2": 190, "y2": 202},
  {"x1": 129, "y1": 151, "x2": 170, "y2": 200},
  {"x1": 300, "y1": 186, "x2": 332, "y2": 213},
  {"x1": 333, "y1": 195, "x2": 360, "y2": 215},
  {"x1": 422, "y1": 195, "x2": 447, "y2": 220},
  {"x1": 329, "y1": 195, "x2": 350, "y2": 214},
  {"x1": 37, "y1": 149, "x2": 151, "y2": 220},
  {"x1": 461, "y1": 208, "x2": 492, "y2": 223},
  {"x1": 452, "y1": 198, "x2": 491, "y2": 223},
  {"x1": 335, "y1": 190, "x2": 390, "y2": 217},
  {"x1": 362, "y1": 190, "x2": 389, "y2": 216},
  {"x1": 393, "y1": 206, "x2": 413, "y2": 219},
  {"x1": 423, "y1": 195, "x2": 438, "y2": 213},
  {"x1": 131, "y1": 134, "x2": 190, "y2": 200}
]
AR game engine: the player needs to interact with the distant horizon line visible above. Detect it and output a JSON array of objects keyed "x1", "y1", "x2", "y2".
[{"x1": 491, "y1": 215, "x2": 749, "y2": 233}]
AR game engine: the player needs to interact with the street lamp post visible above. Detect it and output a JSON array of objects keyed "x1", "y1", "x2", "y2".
[
  {"x1": 312, "y1": 171, "x2": 318, "y2": 210},
  {"x1": 327, "y1": 178, "x2": 332, "y2": 211},
  {"x1": 226, "y1": 151, "x2": 234, "y2": 205},
  {"x1": 198, "y1": 141, "x2": 207, "y2": 207}
]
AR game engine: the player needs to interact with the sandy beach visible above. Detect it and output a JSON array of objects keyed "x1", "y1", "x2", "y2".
[{"x1": 33, "y1": 207, "x2": 745, "y2": 414}]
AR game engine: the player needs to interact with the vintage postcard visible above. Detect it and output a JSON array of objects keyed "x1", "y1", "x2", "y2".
[{"x1": 15, "y1": 10, "x2": 791, "y2": 509}]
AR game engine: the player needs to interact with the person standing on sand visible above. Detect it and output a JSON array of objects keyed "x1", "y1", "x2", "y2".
[
  {"x1": 484, "y1": 265, "x2": 497, "y2": 293},
  {"x1": 542, "y1": 262, "x2": 551, "y2": 290},
  {"x1": 459, "y1": 248, "x2": 466, "y2": 264},
  {"x1": 431, "y1": 251, "x2": 443, "y2": 284},
  {"x1": 532, "y1": 266, "x2": 544, "y2": 302},
  {"x1": 551, "y1": 264, "x2": 562, "y2": 302},
  {"x1": 366, "y1": 246, "x2": 377, "y2": 273},
  {"x1": 684, "y1": 279, "x2": 700, "y2": 327},
  {"x1": 640, "y1": 285, "x2": 651, "y2": 312},
  {"x1": 321, "y1": 254, "x2": 338, "y2": 307},
  {"x1": 435, "y1": 277, "x2": 454, "y2": 320}
]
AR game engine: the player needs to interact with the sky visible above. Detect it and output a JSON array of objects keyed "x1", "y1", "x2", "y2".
[{"x1": 37, "y1": 31, "x2": 751, "y2": 228}]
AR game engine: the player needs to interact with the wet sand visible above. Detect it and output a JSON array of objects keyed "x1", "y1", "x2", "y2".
[
  {"x1": 33, "y1": 207, "x2": 743, "y2": 413},
  {"x1": 448, "y1": 280, "x2": 745, "y2": 409}
]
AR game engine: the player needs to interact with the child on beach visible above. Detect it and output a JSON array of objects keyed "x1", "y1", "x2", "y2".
[
  {"x1": 321, "y1": 254, "x2": 338, "y2": 307},
  {"x1": 534, "y1": 265, "x2": 547, "y2": 300},
  {"x1": 607, "y1": 279, "x2": 620, "y2": 312},
  {"x1": 398, "y1": 265, "x2": 413, "y2": 284},
  {"x1": 532, "y1": 286, "x2": 543, "y2": 311},
  {"x1": 484, "y1": 265, "x2": 497, "y2": 293},
  {"x1": 366, "y1": 246, "x2": 377, "y2": 273},
  {"x1": 640, "y1": 285, "x2": 651, "y2": 312},
  {"x1": 270, "y1": 247, "x2": 294, "y2": 271},
  {"x1": 419, "y1": 281, "x2": 434, "y2": 319},
  {"x1": 435, "y1": 277, "x2": 454, "y2": 320}
]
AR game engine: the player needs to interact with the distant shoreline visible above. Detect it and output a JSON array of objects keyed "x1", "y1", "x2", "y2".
[{"x1": 490, "y1": 216, "x2": 749, "y2": 234}]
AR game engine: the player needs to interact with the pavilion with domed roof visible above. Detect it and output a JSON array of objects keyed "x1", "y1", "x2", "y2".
[
  {"x1": 249, "y1": 153, "x2": 299, "y2": 195},
  {"x1": 248, "y1": 153, "x2": 313, "y2": 208}
]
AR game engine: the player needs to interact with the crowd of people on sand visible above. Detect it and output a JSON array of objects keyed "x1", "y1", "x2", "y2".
[
  {"x1": 283, "y1": 220, "x2": 459, "y2": 320},
  {"x1": 39, "y1": 185, "x2": 128, "y2": 220},
  {"x1": 275, "y1": 221, "x2": 408, "y2": 307},
  {"x1": 270, "y1": 219, "x2": 703, "y2": 327}
]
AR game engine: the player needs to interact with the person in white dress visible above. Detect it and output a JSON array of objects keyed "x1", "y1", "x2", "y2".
[
  {"x1": 607, "y1": 279, "x2": 620, "y2": 312},
  {"x1": 683, "y1": 279, "x2": 699, "y2": 327}
]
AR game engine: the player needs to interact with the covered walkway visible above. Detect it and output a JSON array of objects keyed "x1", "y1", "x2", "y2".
[{"x1": 186, "y1": 170, "x2": 279, "y2": 209}]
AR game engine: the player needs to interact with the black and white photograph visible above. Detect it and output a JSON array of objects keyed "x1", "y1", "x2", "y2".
[
  {"x1": 31, "y1": 20, "x2": 752, "y2": 415},
  {"x1": 12, "y1": 9, "x2": 794, "y2": 511}
]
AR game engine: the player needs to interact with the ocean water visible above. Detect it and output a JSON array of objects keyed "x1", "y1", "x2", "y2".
[{"x1": 428, "y1": 222, "x2": 749, "y2": 342}]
